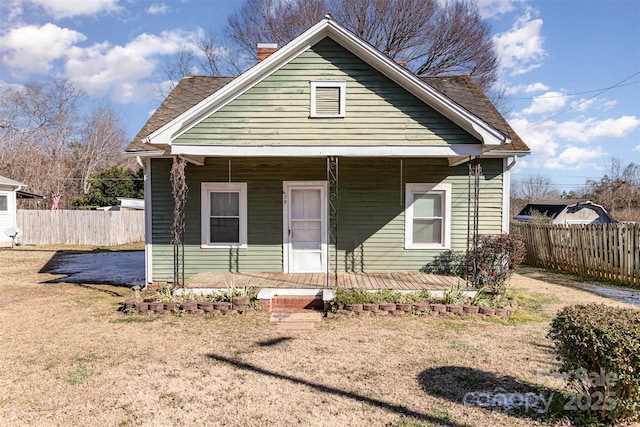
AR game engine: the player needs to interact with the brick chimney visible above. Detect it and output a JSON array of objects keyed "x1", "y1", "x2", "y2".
[{"x1": 257, "y1": 43, "x2": 278, "y2": 62}]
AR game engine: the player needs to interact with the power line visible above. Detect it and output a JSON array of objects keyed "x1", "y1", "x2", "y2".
[
  {"x1": 508, "y1": 80, "x2": 640, "y2": 100},
  {"x1": 521, "y1": 71, "x2": 640, "y2": 131}
]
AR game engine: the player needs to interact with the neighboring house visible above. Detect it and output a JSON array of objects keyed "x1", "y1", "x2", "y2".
[
  {"x1": 0, "y1": 175, "x2": 24, "y2": 246},
  {"x1": 126, "y1": 17, "x2": 530, "y2": 284},
  {"x1": 514, "y1": 199, "x2": 616, "y2": 225},
  {"x1": 97, "y1": 198, "x2": 145, "y2": 211}
]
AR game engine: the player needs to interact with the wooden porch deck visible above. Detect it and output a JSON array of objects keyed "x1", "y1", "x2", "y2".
[{"x1": 185, "y1": 271, "x2": 470, "y2": 291}]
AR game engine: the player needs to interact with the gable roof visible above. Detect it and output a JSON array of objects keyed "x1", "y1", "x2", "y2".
[{"x1": 127, "y1": 17, "x2": 529, "y2": 158}]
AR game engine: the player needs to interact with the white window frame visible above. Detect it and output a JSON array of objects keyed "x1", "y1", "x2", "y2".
[
  {"x1": 405, "y1": 183, "x2": 452, "y2": 250},
  {"x1": 0, "y1": 194, "x2": 7, "y2": 212},
  {"x1": 201, "y1": 182, "x2": 247, "y2": 248},
  {"x1": 310, "y1": 81, "x2": 346, "y2": 118}
]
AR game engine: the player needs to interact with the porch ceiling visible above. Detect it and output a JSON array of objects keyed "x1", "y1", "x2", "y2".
[{"x1": 185, "y1": 271, "x2": 470, "y2": 291}]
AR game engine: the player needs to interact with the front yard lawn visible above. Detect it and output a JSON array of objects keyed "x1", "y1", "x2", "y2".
[{"x1": 0, "y1": 247, "x2": 635, "y2": 426}]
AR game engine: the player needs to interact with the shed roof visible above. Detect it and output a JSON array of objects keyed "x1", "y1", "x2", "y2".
[{"x1": 0, "y1": 175, "x2": 24, "y2": 188}]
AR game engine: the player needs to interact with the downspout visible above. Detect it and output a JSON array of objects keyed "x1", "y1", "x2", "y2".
[{"x1": 502, "y1": 156, "x2": 517, "y2": 233}]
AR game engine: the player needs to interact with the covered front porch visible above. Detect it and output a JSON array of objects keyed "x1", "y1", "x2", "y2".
[{"x1": 185, "y1": 271, "x2": 470, "y2": 292}]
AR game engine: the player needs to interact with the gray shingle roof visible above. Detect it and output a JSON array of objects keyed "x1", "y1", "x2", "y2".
[
  {"x1": 420, "y1": 75, "x2": 528, "y2": 153},
  {"x1": 126, "y1": 76, "x2": 234, "y2": 153}
]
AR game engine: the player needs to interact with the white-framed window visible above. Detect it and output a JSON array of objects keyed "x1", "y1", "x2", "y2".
[
  {"x1": 0, "y1": 194, "x2": 7, "y2": 212},
  {"x1": 310, "y1": 81, "x2": 346, "y2": 118},
  {"x1": 201, "y1": 182, "x2": 247, "y2": 248},
  {"x1": 405, "y1": 183, "x2": 451, "y2": 249}
]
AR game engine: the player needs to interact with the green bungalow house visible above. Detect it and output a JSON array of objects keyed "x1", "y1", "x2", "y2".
[{"x1": 126, "y1": 17, "x2": 530, "y2": 286}]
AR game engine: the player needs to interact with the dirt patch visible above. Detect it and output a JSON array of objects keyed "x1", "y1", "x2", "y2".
[{"x1": 0, "y1": 247, "x2": 636, "y2": 426}]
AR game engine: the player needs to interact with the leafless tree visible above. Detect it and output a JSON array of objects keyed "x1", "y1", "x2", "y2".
[
  {"x1": 162, "y1": 47, "x2": 196, "y2": 93},
  {"x1": 160, "y1": 29, "x2": 246, "y2": 95},
  {"x1": 71, "y1": 99, "x2": 130, "y2": 195},
  {"x1": 0, "y1": 78, "x2": 131, "y2": 209},
  {"x1": 224, "y1": 0, "x2": 499, "y2": 93},
  {"x1": 584, "y1": 158, "x2": 640, "y2": 222}
]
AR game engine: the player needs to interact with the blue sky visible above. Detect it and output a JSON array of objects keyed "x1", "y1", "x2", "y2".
[{"x1": 1, "y1": 0, "x2": 639, "y2": 193}]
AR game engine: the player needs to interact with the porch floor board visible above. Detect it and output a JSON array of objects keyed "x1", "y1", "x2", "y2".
[{"x1": 185, "y1": 271, "x2": 469, "y2": 291}]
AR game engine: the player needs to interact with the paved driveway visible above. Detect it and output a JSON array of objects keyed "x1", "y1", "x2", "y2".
[{"x1": 46, "y1": 251, "x2": 145, "y2": 286}]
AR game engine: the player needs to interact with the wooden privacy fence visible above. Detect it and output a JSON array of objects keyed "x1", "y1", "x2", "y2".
[
  {"x1": 511, "y1": 222, "x2": 639, "y2": 287},
  {"x1": 17, "y1": 210, "x2": 145, "y2": 246}
]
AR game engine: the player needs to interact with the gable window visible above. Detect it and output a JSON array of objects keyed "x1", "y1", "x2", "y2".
[
  {"x1": 405, "y1": 183, "x2": 451, "y2": 249},
  {"x1": 201, "y1": 182, "x2": 247, "y2": 247},
  {"x1": 310, "y1": 81, "x2": 346, "y2": 118},
  {"x1": 0, "y1": 195, "x2": 7, "y2": 211}
]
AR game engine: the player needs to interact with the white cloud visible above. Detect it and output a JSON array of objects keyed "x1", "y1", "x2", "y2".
[
  {"x1": 555, "y1": 116, "x2": 640, "y2": 143},
  {"x1": 522, "y1": 91, "x2": 566, "y2": 115},
  {"x1": 0, "y1": 0, "x2": 24, "y2": 28},
  {"x1": 510, "y1": 117, "x2": 558, "y2": 159},
  {"x1": 27, "y1": 0, "x2": 120, "y2": 19},
  {"x1": 634, "y1": 145, "x2": 640, "y2": 152},
  {"x1": 0, "y1": 23, "x2": 86, "y2": 74},
  {"x1": 545, "y1": 146, "x2": 606, "y2": 170},
  {"x1": 570, "y1": 98, "x2": 595, "y2": 113},
  {"x1": 146, "y1": 3, "x2": 169, "y2": 15},
  {"x1": 505, "y1": 82, "x2": 549, "y2": 95},
  {"x1": 64, "y1": 30, "x2": 199, "y2": 102},
  {"x1": 476, "y1": 0, "x2": 519, "y2": 18},
  {"x1": 493, "y1": 8, "x2": 546, "y2": 76}
]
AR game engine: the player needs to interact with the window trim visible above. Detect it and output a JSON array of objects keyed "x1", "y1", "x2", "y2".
[
  {"x1": 405, "y1": 183, "x2": 451, "y2": 250},
  {"x1": 310, "y1": 81, "x2": 346, "y2": 118},
  {"x1": 201, "y1": 182, "x2": 247, "y2": 248},
  {"x1": 0, "y1": 194, "x2": 7, "y2": 212}
]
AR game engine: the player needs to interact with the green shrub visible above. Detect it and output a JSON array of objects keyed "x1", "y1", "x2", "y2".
[
  {"x1": 421, "y1": 250, "x2": 465, "y2": 276},
  {"x1": 547, "y1": 304, "x2": 640, "y2": 424},
  {"x1": 330, "y1": 288, "x2": 431, "y2": 312},
  {"x1": 471, "y1": 234, "x2": 526, "y2": 294},
  {"x1": 442, "y1": 283, "x2": 463, "y2": 305},
  {"x1": 421, "y1": 234, "x2": 526, "y2": 295}
]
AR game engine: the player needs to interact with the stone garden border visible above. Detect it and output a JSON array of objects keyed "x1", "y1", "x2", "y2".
[{"x1": 121, "y1": 297, "x2": 517, "y2": 320}]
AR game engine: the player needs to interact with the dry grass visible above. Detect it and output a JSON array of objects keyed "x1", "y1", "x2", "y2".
[{"x1": 0, "y1": 247, "x2": 636, "y2": 427}]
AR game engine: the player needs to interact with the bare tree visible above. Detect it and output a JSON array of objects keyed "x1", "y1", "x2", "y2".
[
  {"x1": 512, "y1": 175, "x2": 559, "y2": 201},
  {"x1": 225, "y1": 0, "x2": 325, "y2": 59},
  {"x1": 0, "y1": 79, "x2": 131, "y2": 209},
  {"x1": 160, "y1": 29, "x2": 246, "y2": 94},
  {"x1": 162, "y1": 47, "x2": 196, "y2": 93},
  {"x1": 224, "y1": 0, "x2": 499, "y2": 93},
  {"x1": 71, "y1": 99, "x2": 130, "y2": 195},
  {"x1": 583, "y1": 158, "x2": 640, "y2": 221}
]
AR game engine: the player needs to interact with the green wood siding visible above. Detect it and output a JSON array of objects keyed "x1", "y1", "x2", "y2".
[
  {"x1": 150, "y1": 157, "x2": 503, "y2": 281},
  {"x1": 174, "y1": 38, "x2": 476, "y2": 147}
]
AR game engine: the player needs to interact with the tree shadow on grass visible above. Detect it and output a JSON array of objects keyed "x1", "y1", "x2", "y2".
[
  {"x1": 256, "y1": 337, "x2": 294, "y2": 347},
  {"x1": 207, "y1": 353, "x2": 468, "y2": 426},
  {"x1": 418, "y1": 366, "x2": 554, "y2": 421}
]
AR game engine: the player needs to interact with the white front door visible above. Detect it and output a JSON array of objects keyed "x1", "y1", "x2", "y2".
[{"x1": 283, "y1": 181, "x2": 327, "y2": 273}]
